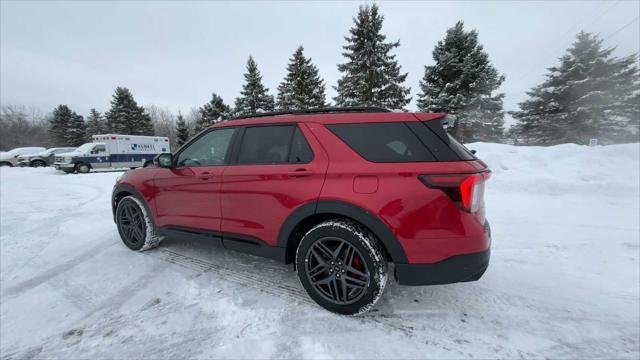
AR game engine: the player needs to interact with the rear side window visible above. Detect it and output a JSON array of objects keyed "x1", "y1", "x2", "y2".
[
  {"x1": 289, "y1": 128, "x2": 314, "y2": 163},
  {"x1": 326, "y1": 123, "x2": 436, "y2": 162},
  {"x1": 237, "y1": 125, "x2": 313, "y2": 165}
]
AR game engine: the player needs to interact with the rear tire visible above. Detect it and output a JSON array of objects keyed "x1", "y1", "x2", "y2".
[
  {"x1": 76, "y1": 163, "x2": 90, "y2": 174},
  {"x1": 0, "y1": 162, "x2": 13, "y2": 167},
  {"x1": 115, "y1": 196, "x2": 162, "y2": 251},
  {"x1": 296, "y1": 219, "x2": 388, "y2": 315}
]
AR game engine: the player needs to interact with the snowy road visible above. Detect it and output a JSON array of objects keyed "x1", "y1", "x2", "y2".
[{"x1": 1, "y1": 143, "x2": 639, "y2": 359}]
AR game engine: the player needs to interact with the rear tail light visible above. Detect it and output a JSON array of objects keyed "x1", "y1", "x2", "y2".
[{"x1": 419, "y1": 172, "x2": 490, "y2": 213}]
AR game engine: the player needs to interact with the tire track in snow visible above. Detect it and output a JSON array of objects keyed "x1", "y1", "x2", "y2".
[
  {"x1": 150, "y1": 248, "x2": 416, "y2": 336},
  {"x1": 0, "y1": 181, "x2": 109, "y2": 283},
  {"x1": 79, "y1": 261, "x2": 170, "y2": 320},
  {"x1": 0, "y1": 240, "x2": 114, "y2": 300}
]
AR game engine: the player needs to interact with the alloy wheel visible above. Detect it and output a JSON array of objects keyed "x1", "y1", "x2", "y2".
[
  {"x1": 304, "y1": 237, "x2": 370, "y2": 305},
  {"x1": 118, "y1": 203, "x2": 146, "y2": 246}
]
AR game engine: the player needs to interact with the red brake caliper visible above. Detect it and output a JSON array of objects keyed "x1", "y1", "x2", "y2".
[{"x1": 352, "y1": 255, "x2": 363, "y2": 273}]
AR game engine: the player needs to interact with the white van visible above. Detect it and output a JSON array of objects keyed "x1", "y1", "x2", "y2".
[{"x1": 54, "y1": 134, "x2": 170, "y2": 173}]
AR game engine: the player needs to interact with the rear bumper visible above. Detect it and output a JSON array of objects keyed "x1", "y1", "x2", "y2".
[
  {"x1": 395, "y1": 249, "x2": 490, "y2": 286},
  {"x1": 395, "y1": 220, "x2": 491, "y2": 286}
]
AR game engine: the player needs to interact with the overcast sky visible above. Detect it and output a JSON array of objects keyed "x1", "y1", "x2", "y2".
[{"x1": 1, "y1": 0, "x2": 639, "y2": 124}]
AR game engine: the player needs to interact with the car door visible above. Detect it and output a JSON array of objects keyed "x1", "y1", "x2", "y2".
[
  {"x1": 91, "y1": 144, "x2": 110, "y2": 168},
  {"x1": 154, "y1": 127, "x2": 237, "y2": 233},
  {"x1": 221, "y1": 123, "x2": 328, "y2": 247}
]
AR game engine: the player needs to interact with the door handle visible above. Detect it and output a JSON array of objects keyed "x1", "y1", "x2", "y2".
[
  {"x1": 288, "y1": 168, "x2": 313, "y2": 178},
  {"x1": 198, "y1": 172, "x2": 213, "y2": 180}
]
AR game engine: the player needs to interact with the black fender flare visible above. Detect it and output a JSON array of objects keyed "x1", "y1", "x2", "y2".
[
  {"x1": 111, "y1": 183, "x2": 155, "y2": 225},
  {"x1": 277, "y1": 200, "x2": 408, "y2": 264}
]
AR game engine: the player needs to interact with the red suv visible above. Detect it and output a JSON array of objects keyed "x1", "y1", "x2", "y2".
[{"x1": 112, "y1": 107, "x2": 491, "y2": 315}]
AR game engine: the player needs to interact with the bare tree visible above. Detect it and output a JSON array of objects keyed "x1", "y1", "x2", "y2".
[
  {"x1": 0, "y1": 105, "x2": 51, "y2": 151},
  {"x1": 146, "y1": 105, "x2": 178, "y2": 150},
  {"x1": 184, "y1": 107, "x2": 203, "y2": 136}
]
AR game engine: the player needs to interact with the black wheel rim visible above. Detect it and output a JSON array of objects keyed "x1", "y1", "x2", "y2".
[
  {"x1": 118, "y1": 203, "x2": 146, "y2": 246},
  {"x1": 305, "y1": 237, "x2": 370, "y2": 305}
]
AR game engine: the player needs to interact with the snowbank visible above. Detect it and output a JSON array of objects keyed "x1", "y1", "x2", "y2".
[{"x1": 1, "y1": 143, "x2": 638, "y2": 359}]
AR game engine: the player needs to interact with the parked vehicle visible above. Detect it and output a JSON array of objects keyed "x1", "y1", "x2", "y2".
[
  {"x1": 111, "y1": 107, "x2": 491, "y2": 315},
  {"x1": 17, "y1": 147, "x2": 76, "y2": 167},
  {"x1": 0, "y1": 147, "x2": 46, "y2": 167},
  {"x1": 55, "y1": 134, "x2": 170, "y2": 174}
]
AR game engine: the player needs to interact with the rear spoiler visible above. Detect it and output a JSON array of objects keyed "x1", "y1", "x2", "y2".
[{"x1": 412, "y1": 113, "x2": 455, "y2": 129}]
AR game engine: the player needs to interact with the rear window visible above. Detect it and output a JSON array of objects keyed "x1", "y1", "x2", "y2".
[
  {"x1": 446, "y1": 134, "x2": 476, "y2": 160},
  {"x1": 326, "y1": 123, "x2": 436, "y2": 162},
  {"x1": 289, "y1": 128, "x2": 314, "y2": 163},
  {"x1": 327, "y1": 121, "x2": 476, "y2": 163},
  {"x1": 236, "y1": 125, "x2": 314, "y2": 165},
  {"x1": 238, "y1": 125, "x2": 295, "y2": 165}
]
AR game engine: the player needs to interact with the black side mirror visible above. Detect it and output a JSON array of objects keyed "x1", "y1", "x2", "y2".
[
  {"x1": 154, "y1": 153, "x2": 173, "y2": 168},
  {"x1": 470, "y1": 150, "x2": 477, "y2": 155}
]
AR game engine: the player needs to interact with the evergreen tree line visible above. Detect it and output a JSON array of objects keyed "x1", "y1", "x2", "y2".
[{"x1": 2, "y1": 4, "x2": 637, "y2": 150}]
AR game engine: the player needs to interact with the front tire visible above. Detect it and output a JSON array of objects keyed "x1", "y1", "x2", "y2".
[
  {"x1": 0, "y1": 162, "x2": 13, "y2": 167},
  {"x1": 115, "y1": 196, "x2": 162, "y2": 251},
  {"x1": 296, "y1": 219, "x2": 388, "y2": 315},
  {"x1": 31, "y1": 160, "x2": 46, "y2": 167},
  {"x1": 76, "y1": 163, "x2": 90, "y2": 174}
]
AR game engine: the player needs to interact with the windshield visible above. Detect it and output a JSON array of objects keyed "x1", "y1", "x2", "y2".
[{"x1": 76, "y1": 143, "x2": 99, "y2": 153}]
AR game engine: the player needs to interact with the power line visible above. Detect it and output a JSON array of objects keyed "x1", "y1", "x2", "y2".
[{"x1": 602, "y1": 16, "x2": 639, "y2": 42}]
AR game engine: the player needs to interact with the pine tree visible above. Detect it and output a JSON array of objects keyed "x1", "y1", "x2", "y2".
[
  {"x1": 234, "y1": 57, "x2": 275, "y2": 116},
  {"x1": 66, "y1": 113, "x2": 87, "y2": 147},
  {"x1": 277, "y1": 46, "x2": 326, "y2": 110},
  {"x1": 49, "y1": 105, "x2": 73, "y2": 146},
  {"x1": 105, "y1": 87, "x2": 154, "y2": 135},
  {"x1": 49, "y1": 105, "x2": 86, "y2": 146},
  {"x1": 85, "y1": 108, "x2": 105, "y2": 138},
  {"x1": 196, "y1": 93, "x2": 231, "y2": 132},
  {"x1": 417, "y1": 21, "x2": 505, "y2": 143},
  {"x1": 176, "y1": 112, "x2": 190, "y2": 146},
  {"x1": 334, "y1": 4, "x2": 410, "y2": 109},
  {"x1": 511, "y1": 32, "x2": 639, "y2": 145}
]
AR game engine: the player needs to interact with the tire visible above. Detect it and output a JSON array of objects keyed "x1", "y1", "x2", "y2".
[
  {"x1": 0, "y1": 162, "x2": 13, "y2": 167},
  {"x1": 115, "y1": 196, "x2": 162, "y2": 251},
  {"x1": 76, "y1": 163, "x2": 90, "y2": 174},
  {"x1": 296, "y1": 219, "x2": 388, "y2": 315},
  {"x1": 31, "y1": 160, "x2": 46, "y2": 167}
]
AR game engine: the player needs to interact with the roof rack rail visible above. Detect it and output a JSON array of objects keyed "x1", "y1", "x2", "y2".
[{"x1": 230, "y1": 106, "x2": 391, "y2": 120}]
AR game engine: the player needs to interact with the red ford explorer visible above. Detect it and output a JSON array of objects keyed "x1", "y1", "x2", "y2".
[{"x1": 112, "y1": 107, "x2": 491, "y2": 315}]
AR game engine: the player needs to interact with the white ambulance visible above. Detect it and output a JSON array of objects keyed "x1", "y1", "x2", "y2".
[{"x1": 54, "y1": 134, "x2": 170, "y2": 173}]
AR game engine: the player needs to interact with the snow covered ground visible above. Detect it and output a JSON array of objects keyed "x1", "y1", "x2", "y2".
[{"x1": 1, "y1": 143, "x2": 638, "y2": 359}]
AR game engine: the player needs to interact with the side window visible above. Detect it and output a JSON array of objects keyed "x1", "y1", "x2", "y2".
[
  {"x1": 237, "y1": 125, "x2": 295, "y2": 165},
  {"x1": 327, "y1": 122, "x2": 436, "y2": 162},
  {"x1": 94, "y1": 145, "x2": 106, "y2": 154},
  {"x1": 289, "y1": 128, "x2": 314, "y2": 163},
  {"x1": 177, "y1": 128, "x2": 235, "y2": 167}
]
